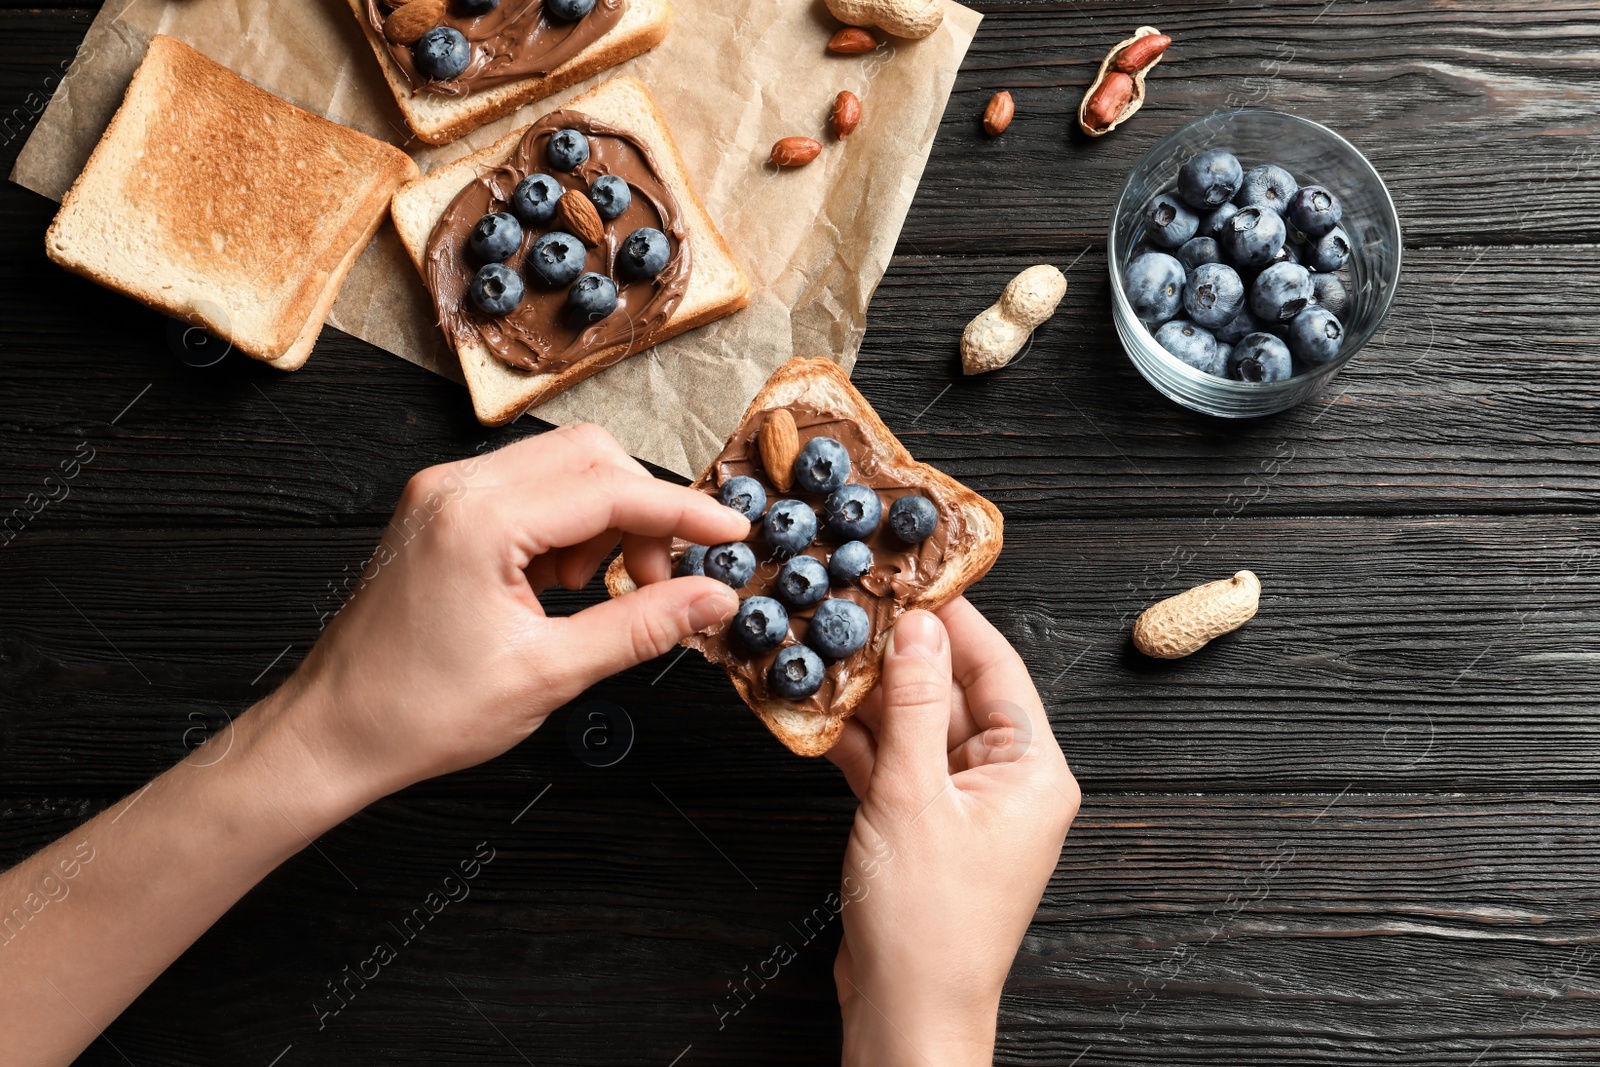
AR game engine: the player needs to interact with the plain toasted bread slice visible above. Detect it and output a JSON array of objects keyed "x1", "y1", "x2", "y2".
[
  {"x1": 390, "y1": 75, "x2": 751, "y2": 425},
  {"x1": 604, "y1": 358, "x2": 1005, "y2": 757},
  {"x1": 346, "y1": 0, "x2": 673, "y2": 146},
  {"x1": 43, "y1": 35, "x2": 418, "y2": 371}
]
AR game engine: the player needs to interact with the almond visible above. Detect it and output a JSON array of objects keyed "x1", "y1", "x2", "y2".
[
  {"x1": 827, "y1": 27, "x2": 879, "y2": 53},
  {"x1": 759, "y1": 408, "x2": 799, "y2": 491},
  {"x1": 982, "y1": 90, "x2": 1014, "y2": 136},
  {"x1": 771, "y1": 137, "x2": 822, "y2": 168},
  {"x1": 383, "y1": 0, "x2": 446, "y2": 45},
  {"x1": 831, "y1": 91, "x2": 862, "y2": 138},
  {"x1": 555, "y1": 189, "x2": 605, "y2": 247}
]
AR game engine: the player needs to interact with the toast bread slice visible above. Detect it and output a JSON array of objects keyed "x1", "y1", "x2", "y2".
[
  {"x1": 346, "y1": 0, "x2": 673, "y2": 146},
  {"x1": 604, "y1": 358, "x2": 1005, "y2": 757},
  {"x1": 44, "y1": 35, "x2": 419, "y2": 371},
  {"x1": 390, "y1": 75, "x2": 751, "y2": 425}
]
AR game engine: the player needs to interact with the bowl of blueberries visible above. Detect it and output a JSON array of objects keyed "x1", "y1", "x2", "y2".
[{"x1": 1110, "y1": 109, "x2": 1402, "y2": 417}]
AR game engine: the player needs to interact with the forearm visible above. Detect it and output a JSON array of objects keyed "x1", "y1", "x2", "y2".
[
  {"x1": 840, "y1": 996, "x2": 998, "y2": 1067},
  {"x1": 0, "y1": 679, "x2": 367, "y2": 1067}
]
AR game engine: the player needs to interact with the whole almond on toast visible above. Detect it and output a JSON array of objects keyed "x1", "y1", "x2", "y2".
[
  {"x1": 555, "y1": 189, "x2": 606, "y2": 247},
  {"x1": 383, "y1": 0, "x2": 446, "y2": 45},
  {"x1": 759, "y1": 408, "x2": 800, "y2": 490}
]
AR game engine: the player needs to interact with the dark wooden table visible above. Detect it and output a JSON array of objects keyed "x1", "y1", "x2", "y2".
[{"x1": 5, "y1": 2, "x2": 1600, "y2": 1064}]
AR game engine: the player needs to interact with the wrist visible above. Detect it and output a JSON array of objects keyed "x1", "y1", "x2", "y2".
[{"x1": 840, "y1": 993, "x2": 998, "y2": 1067}]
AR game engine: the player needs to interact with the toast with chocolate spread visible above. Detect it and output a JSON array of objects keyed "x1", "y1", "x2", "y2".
[
  {"x1": 390, "y1": 76, "x2": 750, "y2": 425},
  {"x1": 604, "y1": 358, "x2": 1004, "y2": 757},
  {"x1": 44, "y1": 35, "x2": 418, "y2": 371},
  {"x1": 346, "y1": 0, "x2": 673, "y2": 146}
]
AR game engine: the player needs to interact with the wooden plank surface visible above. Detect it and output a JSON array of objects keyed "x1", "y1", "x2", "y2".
[{"x1": 2, "y1": 2, "x2": 1599, "y2": 1065}]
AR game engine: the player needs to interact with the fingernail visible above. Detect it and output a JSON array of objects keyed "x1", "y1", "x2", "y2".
[
  {"x1": 889, "y1": 610, "x2": 944, "y2": 658},
  {"x1": 689, "y1": 587, "x2": 740, "y2": 632}
]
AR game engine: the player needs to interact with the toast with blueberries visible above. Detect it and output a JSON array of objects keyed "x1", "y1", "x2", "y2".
[
  {"x1": 604, "y1": 357, "x2": 1005, "y2": 757},
  {"x1": 389, "y1": 75, "x2": 750, "y2": 426},
  {"x1": 44, "y1": 35, "x2": 419, "y2": 371}
]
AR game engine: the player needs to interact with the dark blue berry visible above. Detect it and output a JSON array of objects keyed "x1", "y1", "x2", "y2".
[
  {"x1": 1286, "y1": 184, "x2": 1343, "y2": 239},
  {"x1": 528, "y1": 231, "x2": 586, "y2": 286},
  {"x1": 545, "y1": 0, "x2": 597, "y2": 19},
  {"x1": 763, "y1": 499, "x2": 817, "y2": 558},
  {"x1": 1214, "y1": 305, "x2": 1264, "y2": 345},
  {"x1": 1182, "y1": 262, "x2": 1245, "y2": 330},
  {"x1": 1143, "y1": 192, "x2": 1199, "y2": 250},
  {"x1": 1227, "y1": 333, "x2": 1292, "y2": 383},
  {"x1": 1123, "y1": 251, "x2": 1185, "y2": 324},
  {"x1": 1176, "y1": 236, "x2": 1221, "y2": 272},
  {"x1": 1234, "y1": 164, "x2": 1297, "y2": 213},
  {"x1": 824, "y1": 483, "x2": 881, "y2": 540},
  {"x1": 413, "y1": 27, "x2": 470, "y2": 80},
  {"x1": 794, "y1": 437, "x2": 850, "y2": 494},
  {"x1": 469, "y1": 263, "x2": 523, "y2": 316},
  {"x1": 717, "y1": 475, "x2": 767, "y2": 522},
  {"x1": 807, "y1": 598, "x2": 870, "y2": 659},
  {"x1": 469, "y1": 211, "x2": 523, "y2": 262},
  {"x1": 703, "y1": 541, "x2": 756, "y2": 588},
  {"x1": 776, "y1": 556, "x2": 829, "y2": 608},
  {"x1": 1310, "y1": 272, "x2": 1350, "y2": 318},
  {"x1": 1303, "y1": 227, "x2": 1351, "y2": 273},
  {"x1": 617, "y1": 227, "x2": 670, "y2": 280},
  {"x1": 828, "y1": 540, "x2": 873, "y2": 586},
  {"x1": 587, "y1": 174, "x2": 631, "y2": 220},
  {"x1": 566, "y1": 272, "x2": 618, "y2": 324},
  {"x1": 732, "y1": 596, "x2": 788, "y2": 652},
  {"x1": 1216, "y1": 342, "x2": 1233, "y2": 367},
  {"x1": 1197, "y1": 202, "x2": 1240, "y2": 240},
  {"x1": 674, "y1": 544, "x2": 707, "y2": 577},
  {"x1": 1220, "y1": 205, "x2": 1287, "y2": 269},
  {"x1": 1249, "y1": 262, "x2": 1314, "y2": 323},
  {"x1": 547, "y1": 129, "x2": 590, "y2": 171},
  {"x1": 458, "y1": 0, "x2": 500, "y2": 13},
  {"x1": 1287, "y1": 306, "x2": 1344, "y2": 366},
  {"x1": 769, "y1": 644, "x2": 825, "y2": 699},
  {"x1": 887, "y1": 494, "x2": 938, "y2": 543},
  {"x1": 1178, "y1": 150, "x2": 1243, "y2": 210},
  {"x1": 509, "y1": 173, "x2": 562, "y2": 226},
  {"x1": 1154, "y1": 319, "x2": 1222, "y2": 376}
]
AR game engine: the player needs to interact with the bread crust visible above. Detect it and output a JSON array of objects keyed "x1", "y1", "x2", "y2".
[{"x1": 604, "y1": 357, "x2": 1005, "y2": 757}]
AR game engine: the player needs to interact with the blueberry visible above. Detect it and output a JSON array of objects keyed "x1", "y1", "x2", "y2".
[
  {"x1": 469, "y1": 211, "x2": 523, "y2": 262},
  {"x1": 704, "y1": 541, "x2": 756, "y2": 588},
  {"x1": 1233, "y1": 164, "x2": 1298, "y2": 213},
  {"x1": 674, "y1": 544, "x2": 707, "y2": 577},
  {"x1": 1181, "y1": 262, "x2": 1245, "y2": 330},
  {"x1": 1178, "y1": 149, "x2": 1243, "y2": 210},
  {"x1": 1154, "y1": 319, "x2": 1222, "y2": 376},
  {"x1": 824, "y1": 483, "x2": 882, "y2": 540},
  {"x1": 469, "y1": 263, "x2": 523, "y2": 316},
  {"x1": 1214, "y1": 305, "x2": 1264, "y2": 345},
  {"x1": 828, "y1": 540, "x2": 873, "y2": 586},
  {"x1": 1143, "y1": 192, "x2": 1199, "y2": 250},
  {"x1": 763, "y1": 499, "x2": 817, "y2": 558},
  {"x1": 1227, "y1": 333, "x2": 1292, "y2": 383},
  {"x1": 769, "y1": 644, "x2": 825, "y2": 699},
  {"x1": 731, "y1": 596, "x2": 789, "y2": 652},
  {"x1": 566, "y1": 272, "x2": 618, "y2": 324},
  {"x1": 1249, "y1": 262, "x2": 1314, "y2": 323},
  {"x1": 1123, "y1": 252, "x2": 1185, "y2": 324},
  {"x1": 1303, "y1": 227, "x2": 1351, "y2": 273},
  {"x1": 1286, "y1": 184, "x2": 1343, "y2": 239},
  {"x1": 545, "y1": 0, "x2": 597, "y2": 17},
  {"x1": 1197, "y1": 202, "x2": 1240, "y2": 240},
  {"x1": 1269, "y1": 237, "x2": 1302, "y2": 267},
  {"x1": 887, "y1": 494, "x2": 938, "y2": 543},
  {"x1": 776, "y1": 556, "x2": 830, "y2": 608},
  {"x1": 794, "y1": 437, "x2": 850, "y2": 494},
  {"x1": 1216, "y1": 342, "x2": 1233, "y2": 366},
  {"x1": 413, "y1": 27, "x2": 470, "y2": 81},
  {"x1": 528, "y1": 231, "x2": 587, "y2": 286},
  {"x1": 458, "y1": 0, "x2": 500, "y2": 12},
  {"x1": 1310, "y1": 272, "x2": 1350, "y2": 318},
  {"x1": 1176, "y1": 236, "x2": 1221, "y2": 272},
  {"x1": 509, "y1": 173, "x2": 562, "y2": 226},
  {"x1": 587, "y1": 174, "x2": 631, "y2": 220},
  {"x1": 547, "y1": 129, "x2": 590, "y2": 171},
  {"x1": 807, "y1": 598, "x2": 870, "y2": 660},
  {"x1": 1219, "y1": 205, "x2": 1287, "y2": 269},
  {"x1": 617, "y1": 227, "x2": 671, "y2": 280},
  {"x1": 1287, "y1": 306, "x2": 1345, "y2": 367},
  {"x1": 717, "y1": 475, "x2": 767, "y2": 522}
]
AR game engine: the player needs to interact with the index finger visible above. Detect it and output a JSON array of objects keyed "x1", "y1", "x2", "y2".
[{"x1": 936, "y1": 596, "x2": 1060, "y2": 755}]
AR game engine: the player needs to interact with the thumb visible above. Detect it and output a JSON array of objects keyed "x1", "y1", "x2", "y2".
[
  {"x1": 870, "y1": 610, "x2": 953, "y2": 807},
  {"x1": 549, "y1": 576, "x2": 739, "y2": 693}
]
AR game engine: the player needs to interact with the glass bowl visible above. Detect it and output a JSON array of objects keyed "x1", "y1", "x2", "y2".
[{"x1": 1109, "y1": 109, "x2": 1402, "y2": 417}]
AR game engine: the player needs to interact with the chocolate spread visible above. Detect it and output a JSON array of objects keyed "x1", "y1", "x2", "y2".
[
  {"x1": 366, "y1": 0, "x2": 626, "y2": 96},
  {"x1": 695, "y1": 403, "x2": 959, "y2": 718},
  {"x1": 424, "y1": 109, "x2": 690, "y2": 375}
]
